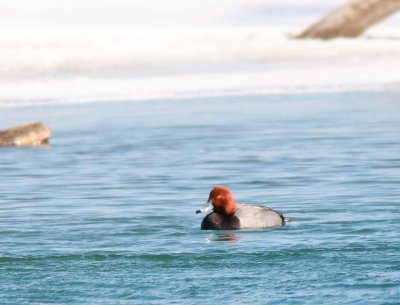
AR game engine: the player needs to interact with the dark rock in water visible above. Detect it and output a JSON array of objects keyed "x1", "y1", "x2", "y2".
[{"x1": 0, "y1": 122, "x2": 51, "y2": 146}]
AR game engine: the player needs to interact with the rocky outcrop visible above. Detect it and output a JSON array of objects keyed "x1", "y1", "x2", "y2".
[
  {"x1": 0, "y1": 122, "x2": 51, "y2": 146},
  {"x1": 296, "y1": 0, "x2": 400, "y2": 39}
]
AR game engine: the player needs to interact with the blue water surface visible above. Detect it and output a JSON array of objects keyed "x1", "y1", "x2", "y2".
[{"x1": 1, "y1": 92, "x2": 400, "y2": 304}]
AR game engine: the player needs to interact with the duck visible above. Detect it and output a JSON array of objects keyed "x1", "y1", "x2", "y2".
[{"x1": 196, "y1": 186, "x2": 288, "y2": 230}]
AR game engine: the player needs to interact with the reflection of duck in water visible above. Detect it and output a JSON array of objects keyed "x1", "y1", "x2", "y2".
[
  {"x1": 207, "y1": 233, "x2": 239, "y2": 243},
  {"x1": 196, "y1": 186, "x2": 288, "y2": 230}
]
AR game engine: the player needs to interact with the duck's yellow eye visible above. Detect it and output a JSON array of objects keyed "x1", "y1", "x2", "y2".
[{"x1": 216, "y1": 195, "x2": 221, "y2": 199}]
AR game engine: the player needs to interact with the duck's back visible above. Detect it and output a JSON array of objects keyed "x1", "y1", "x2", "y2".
[{"x1": 234, "y1": 203, "x2": 284, "y2": 229}]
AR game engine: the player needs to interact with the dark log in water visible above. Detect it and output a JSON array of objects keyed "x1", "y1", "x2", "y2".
[
  {"x1": 0, "y1": 122, "x2": 51, "y2": 146},
  {"x1": 296, "y1": 0, "x2": 400, "y2": 39}
]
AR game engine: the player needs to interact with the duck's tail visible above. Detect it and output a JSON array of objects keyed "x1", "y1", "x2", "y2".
[{"x1": 281, "y1": 215, "x2": 291, "y2": 224}]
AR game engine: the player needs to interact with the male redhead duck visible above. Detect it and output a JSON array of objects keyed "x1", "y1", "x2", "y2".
[{"x1": 196, "y1": 186, "x2": 288, "y2": 230}]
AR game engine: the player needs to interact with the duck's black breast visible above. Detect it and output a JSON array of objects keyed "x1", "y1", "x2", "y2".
[{"x1": 201, "y1": 212, "x2": 240, "y2": 230}]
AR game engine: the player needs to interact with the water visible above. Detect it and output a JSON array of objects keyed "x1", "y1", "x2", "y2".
[
  {"x1": 1, "y1": 92, "x2": 400, "y2": 304},
  {"x1": 1, "y1": 0, "x2": 400, "y2": 303}
]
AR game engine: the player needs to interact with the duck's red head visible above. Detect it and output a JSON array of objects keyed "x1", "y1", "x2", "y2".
[
  {"x1": 195, "y1": 186, "x2": 235, "y2": 216},
  {"x1": 208, "y1": 186, "x2": 236, "y2": 215}
]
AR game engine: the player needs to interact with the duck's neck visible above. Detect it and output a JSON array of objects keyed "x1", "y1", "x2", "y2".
[{"x1": 215, "y1": 198, "x2": 236, "y2": 216}]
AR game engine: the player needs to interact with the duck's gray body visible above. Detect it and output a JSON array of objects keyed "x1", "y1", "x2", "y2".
[{"x1": 201, "y1": 203, "x2": 286, "y2": 230}]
